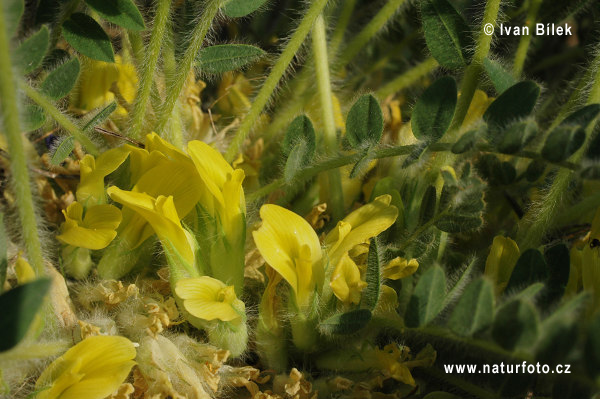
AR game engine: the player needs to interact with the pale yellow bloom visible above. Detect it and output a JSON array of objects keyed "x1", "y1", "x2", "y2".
[
  {"x1": 35, "y1": 335, "x2": 136, "y2": 399},
  {"x1": 175, "y1": 276, "x2": 244, "y2": 322},
  {"x1": 330, "y1": 253, "x2": 367, "y2": 305},
  {"x1": 107, "y1": 188, "x2": 196, "y2": 271},
  {"x1": 484, "y1": 235, "x2": 520, "y2": 295},
  {"x1": 382, "y1": 257, "x2": 419, "y2": 280},
  {"x1": 57, "y1": 202, "x2": 122, "y2": 250},
  {"x1": 462, "y1": 89, "x2": 494, "y2": 127},
  {"x1": 15, "y1": 255, "x2": 35, "y2": 284},
  {"x1": 76, "y1": 147, "x2": 130, "y2": 206},
  {"x1": 253, "y1": 204, "x2": 323, "y2": 309},
  {"x1": 74, "y1": 55, "x2": 137, "y2": 115}
]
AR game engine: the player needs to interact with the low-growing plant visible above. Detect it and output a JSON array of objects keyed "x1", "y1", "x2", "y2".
[{"x1": 1, "y1": 0, "x2": 600, "y2": 398}]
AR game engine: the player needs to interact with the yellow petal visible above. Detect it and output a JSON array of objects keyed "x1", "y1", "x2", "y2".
[
  {"x1": 383, "y1": 257, "x2": 419, "y2": 280},
  {"x1": 15, "y1": 256, "x2": 35, "y2": 284},
  {"x1": 108, "y1": 188, "x2": 194, "y2": 267},
  {"x1": 57, "y1": 203, "x2": 121, "y2": 250},
  {"x1": 484, "y1": 235, "x2": 520, "y2": 295},
  {"x1": 253, "y1": 204, "x2": 322, "y2": 306},
  {"x1": 187, "y1": 140, "x2": 232, "y2": 207},
  {"x1": 76, "y1": 147, "x2": 130, "y2": 206},
  {"x1": 325, "y1": 195, "x2": 398, "y2": 267},
  {"x1": 36, "y1": 335, "x2": 136, "y2": 399},
  {"x1": 175, "y1": 276, "x2": 243, "y2": 322},
  {"x1": 330, "y1": 253, "x2": 367, "y2": 305}
]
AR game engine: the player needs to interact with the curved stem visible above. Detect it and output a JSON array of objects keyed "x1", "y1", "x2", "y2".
[
  {"x1": 20, "y1": 82, "x2": 99, "y2": 155},
  {"x1": 335, "y1": 0, "x2": 406, "y2": 71},
  {"x1": 155, "y1": 0, "x2": 221, "y2": 140},
  {"x1": 224, "y1": 0, "x2": 330, "y2": 162},
  {"x1": 128, "y1": 0, "x2": 172, "y2": 140},
  {"x1": 312, "y1": 14, "x2": 345, "y2": 220},
  {"x1": 375, "y1": 57, "x2": 439, "y2": 99},
  {"x1": 328, "y1": 0, "x2": 357, "y2": 57},
  {"x1": 512, "y1": 0, "x2": 542, "y2": 77},
  {"x1": 0, "y1": 8, "x2": 45, "y2": 275}
]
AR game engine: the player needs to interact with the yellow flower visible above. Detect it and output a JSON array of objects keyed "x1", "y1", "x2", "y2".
[
  {"x1": 57, "y1": 202, "x2": 122, "y2": 250},
  {"x1": 324, "y1": 195, "x2": 398, "y2": 269},
  {"x1": 76, "y1": 147, "x2": 130, "y2": 206},
  {"x1": 175, "y1": 276, "x2": 245, "y2": 322},
  {"x1": 217, "y1": 72, "x2": 252, "y2": 116},
  {"x1": 382, "y1": 257, "x2": 419, "y2": 280},
  {"x1": 35, "y1": 335, "x2": 136, "y2": 399},
  {"x1": 253, "y1": 204, "x2": 323, "y2": 309},
  {"x1": 462, "y1": 89, "x2": 494, "y2": 128},
  {"x1": 484, "y1": 235, "x2": 520, "y2": 295},
  {"x1": 74, "y1": 55, "x2": 137, "y2": 115},
  {"x1": 187, "y1": 140, "x2": 246, "y2": 241},
  {"x1": 107, "y1": 188, "x2": 196, "y2": 276},
  {"x1": 330, "y1": 253, "x2": 367, "y2": 305},
  {"x1": 15, "y1": 255, "x2": 35, "y2": 284}
]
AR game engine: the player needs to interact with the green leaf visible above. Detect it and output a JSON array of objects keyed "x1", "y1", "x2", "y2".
[
  {"x1": 525, "y1": 160, "x2": 545, "y2": 182},
  {"x1": 82, "y1": 101, "x2": 117, "y2": 132},
  {"x1": 319, "y1": 309, "x2": 372, "y2": 335},
  {"x1": 540, "y1": 244, "x2": 570, "y2": 307},
  {"x1": 451, "y1": 129, "x2": 477, "y2": 154},
  {"x1": 561, "y1": 103, "x2": 600, "y2": 127},
  {"x1": 346, "y1": 94, "x2": 384, "y2": 149},
  {"x1": 483, "y1": 58, "x2": 516, "y2": 94},
  {"x1": 50, "y1": 136, "x2": 76, "y2": 166},
  {"x1": 284, "y1": 140, "x2": 310, "y2": 183},
  {"x1": 21, "y1": 105, "x2": 46, "y2": 132},
  {"x1": 491, "y1": 299, "x2": 539, "y2": 350},
  {"x1": 483, "y1": 81, "x2": 540, "y2": 130},
  {"x1": 282, "y1": 115, "x2": 315, "y2": 182},
  {"x1": 3, "y1": 0, "x2": 24, "y2": 38},
  {"x1": 84, "y1": 0, "x2": 145, "y2": 31},
  {"x1": 476, "y1": 154, "x2": 516, "y2": 185},
  {"x1": 412, "y1": 76, "x2": 457, "y2": 142},
  {"x1": 436, "y1": 179, "x2": 484, "y2": 233},
  {"x1": 448, "y1": 278, "x2": 494, "y2": 336},
  {"x1": 497, "y1": 119, "x2": 538, "y2": 154},
  {"x1": 0, "y1": 213, "x2": 7, "y2": 292},
  {"x1": 541, "y1": 125, "x2": 585, "y2": 163},
  {"x1": 418, "y1": 185, "x2": 437, "y2": 226},
  {"x1": 424, "y1": 393, "x2": 462, "y2": 399},
  {"x1": 349, "y1": 151, "x2": 372, "y2": 179},
  {"x1": 62, "y1": 13, "x2": 115, "y2": 62},
  {"x1": 505, "y1": 249, "x2": 548, "y2": 293},
  {"x1": 40, "y1": 57, "x2": 80, "y2": 100},
  {"x1": 421, "y1": 0, "x2": 473, "y2": 69},
  {"x1": 405, "y1": 265, "x2": 446, "y2": 327},
  {"x1": 0, "y1": 278, "x2": 52, "y2": 352},
  {"x1": 536, "y1": 293, "x2": 587, "y2": 364},
  {"x1": 14, "y1": 26, "x2": 50, "y2": 74},
  {"x1": 362, "y1": 239, "x2": 381, "y2": 310},
  {"x1": 222, "y1": 0, "x2": 268, "y2": 17},
  {"x1": 514, "y1": 282, "x2": 545, "y2": 301},
  {"x1": 197, "y1": 44, "x2": 265, "y2": 74}
]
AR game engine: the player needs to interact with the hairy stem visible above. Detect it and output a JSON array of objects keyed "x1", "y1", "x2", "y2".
[
  {"x1": 328, "y1": 0, "x2": 357, "y2": 57},
  {"x1": 225, "y1": 0, "x2": 330, "y2": 162},
  {"x1": 0, "y1": 8, "x2": 45, "y2": 275},
  {"x1": 155, "y1": 0, "x2": 221, "y2": 138},
  {"x1": 312, "y1": 14, "x2": 345, "y2": 220},
  {"x1": 129, "y1": 0, "x2": 172, "y2": 140},
  {"x1": 512, "y1": 0, "x2": 542, "y2": 77},
  {"x1": 335, "y1": 0, "x2": 406, "y2": 71},
  {"x1": 160, "y1": 27, "x2": 185, "y2": 147},
  {"x1": 448, "y1": 0, "x2": 502, "y2": 134},
  {"x1": 20, "y1": 82, "x2": 99, "y2": 155},
  {"x1": 375, "y1": 57, "x2": 439, "y2": 99}
]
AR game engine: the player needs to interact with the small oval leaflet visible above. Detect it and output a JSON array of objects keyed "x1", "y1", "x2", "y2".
[{"x1": 62, "y1": 13, "x2": 115, "y2": 62}]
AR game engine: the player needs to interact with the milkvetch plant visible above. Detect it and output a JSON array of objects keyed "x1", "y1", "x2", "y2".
[{"x1": 2, "y1": 0, "x2": 600, "y2": 397}]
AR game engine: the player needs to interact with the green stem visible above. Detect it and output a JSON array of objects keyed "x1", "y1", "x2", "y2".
[
  {"x1": 328, "y1": 0, "x2": 357, "y2": 57},
  {"x1": 155, "y1": 0, "x2": 221, "y2": 139},
  {"x1": 129, "y1": 0, "x2": 173, "y2": 140},
  {"x1": 0, "y1": 8, "x2": 45, "y2": 276},
  {"x1": 225, "y1": 0, "x2": 330, "y2": 162},
  {"x1": 127, "y1": 30, "x2": 145, "y2": 69},
  {"x1": 375, "y1": 57, "x2": 439, "y2": 99},
  {"x1": 420, "y1": 368, "x2": 500, "y2": 399},
  {"x1": 161, "y1": 28, "x2": 185, "y2": 148},
  {"x1": 312, "y1": 14, "x2": 345, "y2": 220},
  {"x1": 335, "y1": 0, "x2": 406, "y2": 71},
  {"x1": 20, "y1": 81, "x2": 99, "y2": 155},
  {"x1": 512, "y1": 0, "x2": 542, "y2": 77},
  {"x1": 246, "y1": 142, "x2": 577, "y2": 203},
  {"x1": 448, "y1": 0, "x2": 502, "y2": 134}
]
